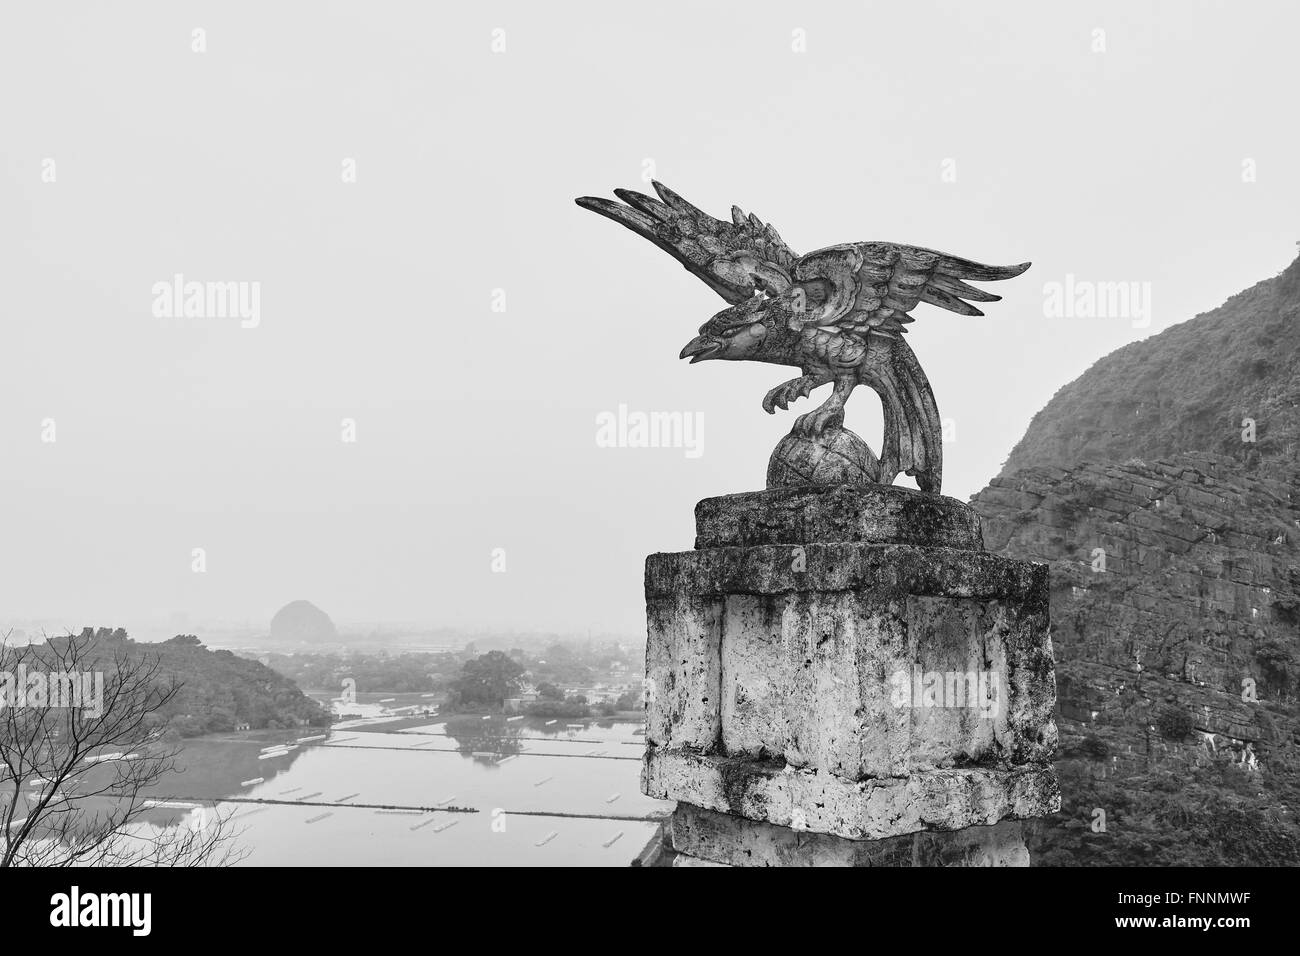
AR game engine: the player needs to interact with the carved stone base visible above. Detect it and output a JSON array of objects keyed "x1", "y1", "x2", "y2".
[
  {"x1": 694, "y1": 483, "x2": 984, "y2": 551},
  {"x1": 641, "y1": 483, "x2": 1059, "y2": 865}
]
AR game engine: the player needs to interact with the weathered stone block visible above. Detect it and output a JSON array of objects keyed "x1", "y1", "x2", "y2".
[
  {"x1": 694, "y1": 484, "x2": 983, "y2": 551},
  {"x1": 709, "y1": 590, "x2": 1052, "y2": 779},
  {"x1": 668, "y1": 802, "x2": 1030, "y2": 867},
  {"x1": 644, "y1": 592, "x2": 721, "y2": 752},
  {"x1": 642, "y1": 484, "x2": 1059, "y2": 845},
  {"x1": 642, "y1": 749, "x2": 1058, "y2": 841}
]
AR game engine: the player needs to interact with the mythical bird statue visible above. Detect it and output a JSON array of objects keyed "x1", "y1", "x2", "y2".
[{"x1": 576, "y1": 182, "x2": 1029, "y2": 494}]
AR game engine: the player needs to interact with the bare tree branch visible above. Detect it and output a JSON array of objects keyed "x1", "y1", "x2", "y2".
[{"x1": 0, "y1": 630, "x2": 245, "y2": 867}]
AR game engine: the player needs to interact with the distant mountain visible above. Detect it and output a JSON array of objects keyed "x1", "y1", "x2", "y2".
[
  {"x1": 1001, "y1": 254, "x2": 1300, "y2": 477},
  {"x1": 970, "y1": 254, "x2": 1300, "y2": 865},
  {"x1": 270, "y1": 600, "x2": 338, "y2": 644}
]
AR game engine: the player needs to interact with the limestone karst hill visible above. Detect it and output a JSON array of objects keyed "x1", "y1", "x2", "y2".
[
  {"x1": 269, "y1": 599, "x2": 338, "y2": 644},
  {"x1": 970, "y1": 255, "x2": 1300, "y2": 865},
  {"x1": 1002, "y1": 254, "x2": 1300, "y2": 474}
]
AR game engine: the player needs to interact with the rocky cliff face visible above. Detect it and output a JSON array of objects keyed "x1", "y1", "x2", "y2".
[{"x1": 970, "y1": 257, "x2": 1300, "y2": 865}]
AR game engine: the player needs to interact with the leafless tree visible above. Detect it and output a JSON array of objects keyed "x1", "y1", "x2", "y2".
[{"x1": 0, "y1": 630, "x2": 245, "y2": 866}]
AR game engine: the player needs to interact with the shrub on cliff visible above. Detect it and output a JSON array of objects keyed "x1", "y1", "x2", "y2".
[
  {"x1": 1155, "y1": 705, "x2": 1193, "y2": 740},
  {"x1": 1030, "y1": 761, "x2": 1300, "y2": 866},
  {"x1": 1077, "y1": 735, "x2": 1111, "y2": 760}
]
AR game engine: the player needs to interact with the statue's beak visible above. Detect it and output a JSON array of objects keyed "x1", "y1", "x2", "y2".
[{"x1": 679, "y1": 335, "x2": 721, "y2": 363}]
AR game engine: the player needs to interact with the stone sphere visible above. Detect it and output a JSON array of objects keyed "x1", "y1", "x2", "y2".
[{"x1": 767, "y1": 427, "x2": 880, "y2": 488}]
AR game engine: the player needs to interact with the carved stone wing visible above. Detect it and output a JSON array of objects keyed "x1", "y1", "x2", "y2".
[
  {"x1": 791, "y1": 242, "x2": 1032, "y2": 337},
  {"x1": 576, "y1": 182, "x2": 799, "y2": 305}
]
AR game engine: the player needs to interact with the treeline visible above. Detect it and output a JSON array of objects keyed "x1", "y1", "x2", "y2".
[
  {"x1": 259, "y1": 649, "x2": 466, "y2": 695},
  {"x1": 443, "y1": 651, "x2": 641, "y2": 717},
  {"x1": 259, "y1": 641, "x2": 640, "y2": 703}
]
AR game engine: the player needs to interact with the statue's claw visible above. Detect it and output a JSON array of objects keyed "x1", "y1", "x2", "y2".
[
  {"x1": 762, "y1": 377, "x2": 817, "y2": 414},
  {"x1": 793, "y1": 406, "x2": 845, "y2": 437}
]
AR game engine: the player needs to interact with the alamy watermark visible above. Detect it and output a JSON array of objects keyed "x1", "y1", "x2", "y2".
[
  {"x1": 151, "y1": 273, "x2": 261, "y2": 328},
  {"x1": 0, "y1": 665, "x2": 105, "y2": 717},
  {"x1": 1043, "y1": 274, "x2": 1151, "y2": 328},
  {"x1": 887, "y1": 667, "x2": 1001, "y2": 718},
  {"x1": 595, "y1": 404, "x2": 704, "y2": 459}
]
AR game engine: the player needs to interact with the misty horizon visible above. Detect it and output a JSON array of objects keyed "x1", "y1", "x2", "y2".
[{"x1": 4, "y1": 2, "x2": 1297, "y2": 634}]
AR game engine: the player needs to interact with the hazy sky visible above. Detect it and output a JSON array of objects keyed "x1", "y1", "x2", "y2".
[{"x1": 2, "y1": 1, "x2": 1297, "y2": 638}]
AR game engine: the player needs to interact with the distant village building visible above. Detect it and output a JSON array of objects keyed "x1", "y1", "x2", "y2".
[{"x1": 503, "y1": 692, "x2": 539, "y2": 713}]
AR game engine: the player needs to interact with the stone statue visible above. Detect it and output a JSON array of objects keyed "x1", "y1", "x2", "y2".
[
  {"x1": 576, "y1": 182, "x2": 1030, "y2": 494},
  {"x1": 579, "y1": 183, "x2": 1057, "y2": 867}
]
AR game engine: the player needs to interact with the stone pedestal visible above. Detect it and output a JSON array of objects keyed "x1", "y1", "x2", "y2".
[{"x1": 641, "y1": 483, "x2": 1059, "y2": 867}]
